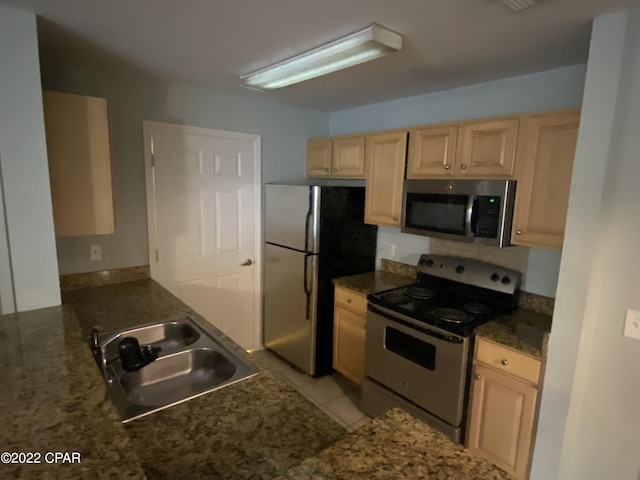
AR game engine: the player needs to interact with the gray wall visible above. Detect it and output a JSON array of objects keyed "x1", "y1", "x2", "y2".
[
  {"x1": 40, "y1": 50, "x2": 329, "y2": 275},
  {"x1": 329, "y1": 65, "x2": 585, "y2": 297},
  {"x1": 0, "y1": 7, "x2": 60, "y2": 312},
  {"x1": 534, "y1": 7, "x2": 640, "y2": 479}
]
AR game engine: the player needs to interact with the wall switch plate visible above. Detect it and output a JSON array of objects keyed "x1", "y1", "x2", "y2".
[
  {"x1": 90, "y1": 244, "x2": 102, "y2": 261},
  {"x1": 623, "y1": 309, "x2": 640, "y2": 340}
]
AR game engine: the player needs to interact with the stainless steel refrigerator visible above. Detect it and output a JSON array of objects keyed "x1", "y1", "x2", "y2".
[{"x1": 263, "y1": 182, "x2": 377, "y2": 376}]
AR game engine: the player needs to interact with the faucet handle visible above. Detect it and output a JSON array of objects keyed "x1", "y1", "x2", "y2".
[{"x1": 91, "y1": 327, "x2": 102, "y2": 350}]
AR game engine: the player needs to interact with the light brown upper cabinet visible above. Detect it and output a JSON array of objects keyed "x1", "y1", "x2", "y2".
[
  {"x1": 43, "y1": 91, "x2": 115, "y2": 237},
  {"x1": 457, "y1": 118, "x2": 519, "y2": 178},
  {"x1": 407, "y1": 117, "x2": 518, "y2": 179},
  {"x1": 364, "y1": 131, "x2": 408, "y2": 227},
  {"x1": 511, "y1": 110, "x2": 580, "y2": 249},
  {"x1": 406, "y1": 124, "x2": 458, "y2": 178},
  {"x1": 306, "y1": 135, "x2": 366, "y2": 178}
]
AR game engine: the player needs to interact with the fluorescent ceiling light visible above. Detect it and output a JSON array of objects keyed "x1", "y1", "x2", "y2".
[
  {"x1": 499, "y1": 0, "x2": 539, "y2": 12},
  {"x1": 240, "y1": 24, "x2": 402, "y2": 90}
]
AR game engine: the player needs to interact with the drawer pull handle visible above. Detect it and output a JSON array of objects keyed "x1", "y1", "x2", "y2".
[
  {"x1": 501, "y1": 359, "x2": 509, "y2": 366},
  {"x1": 347, "y1": 299, "x2": 352, "y2": 303}
]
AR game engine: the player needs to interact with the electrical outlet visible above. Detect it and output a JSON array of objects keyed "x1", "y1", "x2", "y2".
[
  {"x1": 90, "y1": 244, "x2": 102, "y2": 261},
  {"x1": 387, "y1": 243, "x2": 396, "y2": 258},
  {"x1": 623, "y1": 309, "x2": 640, "y2": 340}
]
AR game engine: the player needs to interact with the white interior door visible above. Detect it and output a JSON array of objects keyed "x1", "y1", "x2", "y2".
[{"x1": 143, "y1": 121, "x2": 261, "y2": 351}]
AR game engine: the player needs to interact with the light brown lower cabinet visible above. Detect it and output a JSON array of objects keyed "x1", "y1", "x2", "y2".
[
  {"x1": 332, "y1": 286, "x2": 367, "y2": 383},
  {"x1": 467, "y1": 338, "x2": 542, "y2": 480}
]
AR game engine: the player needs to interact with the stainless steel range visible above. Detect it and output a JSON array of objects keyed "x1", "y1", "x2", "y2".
[{"x1": 361, "y1": 254, "x2": 521, "y2": 443}]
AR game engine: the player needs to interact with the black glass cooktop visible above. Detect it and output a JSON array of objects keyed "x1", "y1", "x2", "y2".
[{"x1": 367, "y1": 282, "x2": 515, "y2": 337}]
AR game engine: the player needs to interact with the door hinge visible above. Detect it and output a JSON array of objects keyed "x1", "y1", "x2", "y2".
[{"x1": 155, "y1": 250, "x2": 159, "y2": 262}]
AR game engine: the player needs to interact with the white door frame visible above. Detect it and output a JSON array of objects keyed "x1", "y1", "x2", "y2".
[{"x1": 142, "y1": 120, "x2": 262, "y2": 351}]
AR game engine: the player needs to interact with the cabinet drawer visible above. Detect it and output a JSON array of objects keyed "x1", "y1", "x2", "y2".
[
  {"x1": 476, "y1": 338, "x2": 541, "y2": 385},
  {"x1": 334, "y1": 286, "x2": 368, "y2": 315}
]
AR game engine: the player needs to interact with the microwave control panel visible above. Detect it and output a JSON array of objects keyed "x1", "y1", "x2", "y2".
[{"x1": 475, "y1": 196, "x2": 501, "y2": 238}]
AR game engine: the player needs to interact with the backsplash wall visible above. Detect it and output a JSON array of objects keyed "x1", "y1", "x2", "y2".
[{"x1": 428, "y1": 238, "x2": 530, "y2": 286}]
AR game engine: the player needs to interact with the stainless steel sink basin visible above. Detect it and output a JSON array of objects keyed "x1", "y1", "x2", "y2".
[
  {"x1": 97, "y1": 319, "x2": 201, "y2": 364},
  {"x1": 119, "y1": 348, "x2": 236, "y2": 406},
  {"x1": 92, "y1": 316, "x2": 258, "y2": 422}
]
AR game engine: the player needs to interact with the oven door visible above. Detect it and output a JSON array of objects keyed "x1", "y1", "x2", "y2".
[{"x1": 365, "y1": 304, "x2": 470, "y2": 427}]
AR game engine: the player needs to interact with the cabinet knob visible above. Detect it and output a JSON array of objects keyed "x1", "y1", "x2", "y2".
[
  {"x1": 475, "y1": 374, "x2": 480, "y2": 380},
  {"x1": 332, "y1": 168, "x2": 337, "y2": 172},
  {"x1": 515, "y1": 230, "x2": 523, "y2": 235},
  {"x1": 460, "y1": 164, "x2": 468, "y2": 170},
  {"x1": 444, "y1": 164, "x2": 451, "y2": 170},
  {"x1": 393, "y1": 216, "x2": 399, "y2": 221},
  {"x1": 501, "y1": 359, "x2": 509, "y2": 366},
  {"x1": 347, "y1": 298, "x2": 352, "y2": 303}
]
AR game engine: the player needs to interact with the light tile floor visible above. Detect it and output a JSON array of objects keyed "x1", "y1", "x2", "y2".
[{"x1": 251, "y1": 349, "x2": 372, "y2": 432}]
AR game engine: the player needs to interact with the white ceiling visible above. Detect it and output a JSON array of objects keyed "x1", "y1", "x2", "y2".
[{"x1": 0, "y1": 0, "x2": 627, "y2": 111}]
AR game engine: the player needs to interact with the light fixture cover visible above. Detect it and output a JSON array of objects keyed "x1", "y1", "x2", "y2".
[{"x1": 240, "y1": 24, "x2": 402, "y2": 90}]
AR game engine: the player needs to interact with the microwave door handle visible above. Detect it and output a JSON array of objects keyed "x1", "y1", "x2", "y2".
[{"x1": 465, "y1": 195, "x2": 476, "y2": 237}]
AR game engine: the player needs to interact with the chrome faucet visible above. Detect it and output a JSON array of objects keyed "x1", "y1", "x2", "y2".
[{"x1": 91, "y1": 327, "x2": 100, "y2": 353}]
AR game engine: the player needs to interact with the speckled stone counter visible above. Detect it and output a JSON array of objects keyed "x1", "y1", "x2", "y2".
[
  {"x1": 276, "y1": 408, "x2": 511, "y2": 480},
  {"x1": 475, "y1": 308, "x2": 552, "y2": 359},
  {"x1": 61, "y1": 280, "x2": 347, "y2": 479},
  {"x1": 0, "y1": 306, "x2": 147, "y2": 480},
  {"x1": 332, "y1": 270, "x2": 413, "y2": 295}
]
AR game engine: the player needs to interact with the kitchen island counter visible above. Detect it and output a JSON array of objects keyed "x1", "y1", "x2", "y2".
[
  {"x1": 1, "y1": 280, "x2": 346, "y2": 479},
  {"x1": 276, "y1": 408, "x2": 511, "y2": 480},
  {"x1": 0, "y1": 305, "x2": 147, "y2": 479}
]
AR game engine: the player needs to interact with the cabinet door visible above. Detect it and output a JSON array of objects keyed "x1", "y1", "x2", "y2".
[
  {"x1": 468, "y1": 364, "x2": 538, "y2": 480},
  {"x1": 511, "y1": 110, "x2": 580, "y2": 249},
  {"x1": 457, "y1": 118, "x2": 518, "y2": 177},
  {"x1": 306, "y1": 138, "x2": 332, "y2": 177},
  {"x1": 332, "y1": 305, "x2": 366, "y2": 384},
  {"x1": 332, "y1": 135, "x2": 366, "y2": 178},
  {"x1": 364, "y1": 131, "x2": 408, "y2": 227},
  {"x1": 43, "y1": 91, "x2": 115, "y2": 236},
  {"x1": 407, "y1": 125, "x2": 458, "y2": 178}
]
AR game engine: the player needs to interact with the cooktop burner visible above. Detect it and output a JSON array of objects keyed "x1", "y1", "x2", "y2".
[
  {"x1": 462, "y1": 302, "x2": 493, "y2": 315},
  {"x1": 430, "y1": 307, "x2": 473, "y2": 324},
  {"x1": 381, "y1": 291, "x2": 411, "y2": 305},
  {"x1": 366, "y1": 254, "x2": 521, "y2": 337},
  {"x1": 405, "y1": 286, "x2": 435, "y2": 300}
]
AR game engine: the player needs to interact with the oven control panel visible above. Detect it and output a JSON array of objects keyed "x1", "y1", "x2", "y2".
[{"x1": 416, "y1": 254, "x2": 521, "y2": 295}]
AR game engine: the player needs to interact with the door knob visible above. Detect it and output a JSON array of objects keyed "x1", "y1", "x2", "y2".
[{"x1": 241, "y1": 259, "x2": 253, "y2": 266}]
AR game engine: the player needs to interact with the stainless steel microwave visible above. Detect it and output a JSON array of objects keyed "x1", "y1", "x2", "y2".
[{"x1": 401, "y1": 179, "x2": 517, "y2": 247}]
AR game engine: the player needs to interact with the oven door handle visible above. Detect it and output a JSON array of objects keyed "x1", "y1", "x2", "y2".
[{"x1": 368, "y1": 305, "x2": 464, "y2": 344}]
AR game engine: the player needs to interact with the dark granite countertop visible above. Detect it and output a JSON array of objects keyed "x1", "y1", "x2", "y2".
[
  {"x1": 332, "y1": 270, "x2": 414, "y2": 295},
  {"x1": 0, "y1": 306, "x2": 147, "y2": 480},
  {"x1": 2, "y1": 277, "x2": 532, "y2": 479},
  {"x1": 275, "y1": 408, "x2": 511, "y2": 480},
  {"x1": 1, "y1": 280, "x2": 345, "y2": 479},
  {"x1": 475, "y1": 308, "x2": 552, "y2": 359}
]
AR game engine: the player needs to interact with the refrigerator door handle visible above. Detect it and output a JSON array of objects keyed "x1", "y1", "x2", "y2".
[
  {"x1": 303, "y1": 253, "x2": 312, "y2": 320},
  {"x1": 304, "y1": 207, "x2": 311, "y2": 253}
]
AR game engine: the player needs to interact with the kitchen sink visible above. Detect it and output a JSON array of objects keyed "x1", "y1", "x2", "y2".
[
  {"x1": 92, "y1": 316, "x2": 258, "y2": 423},
  {"x1": 119, "y1": 348, "x2": 237, "y2": 406},
  {"x1": 97, "y1": 319, "x2": 201, "y2": 364}
]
